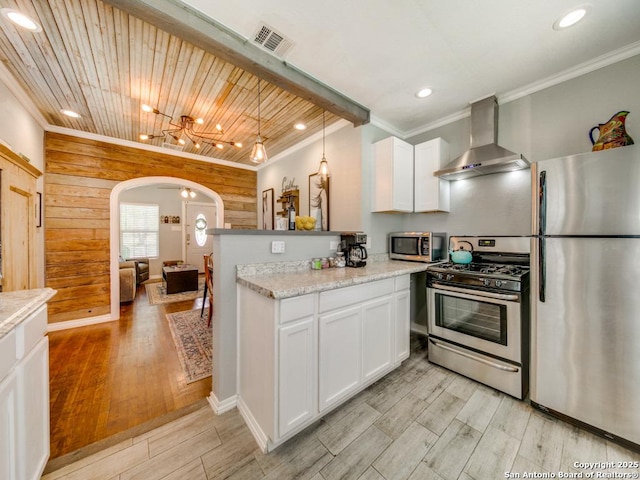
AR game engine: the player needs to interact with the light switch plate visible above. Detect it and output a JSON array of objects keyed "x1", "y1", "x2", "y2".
[
  {"x1": 330, "y1": 241, "x2": 338, "y2": 250},
  {"x1": 271, "y1": 240, "x2": 285, "y2": 253}
]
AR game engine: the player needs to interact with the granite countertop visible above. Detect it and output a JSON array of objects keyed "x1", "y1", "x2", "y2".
[
  {"x1": 0, "y1": 288, "x2": 57, "y2": 339},
  {"x1": 206, "y1": 228, "x2": 339, "y2": 236},
  {"x1": 237, "y1": 258, "x2": 429, "y2": 299}
]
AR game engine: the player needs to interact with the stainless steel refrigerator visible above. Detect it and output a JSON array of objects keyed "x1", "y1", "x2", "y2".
[{"x1": 530, "y1": 144, "x2": 640, "y2": 449}]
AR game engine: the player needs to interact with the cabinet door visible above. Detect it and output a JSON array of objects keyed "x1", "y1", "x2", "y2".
[
  {"x1": 372, "y1": 136, "x2": 414, "y2": 212},
  {"x1": 319, "y1": 306, "x2": 362, "y2": 411},
  {"x1": 414, "y1": 138, "x2": 450, "y2": 213},
  {"x1": 4, "y1": 187, "x2": 32, "y2": 290},
  {"x1": 16, "y1": 337, "x2": 49, "y2": 480},
  {"x1": 0, "y1": 372, "x2": 18, "y2": 480},
  {"x1": 362, "y1": 296, "x2": 393, "y2": 381},
  {"x1": 278, "y1": 317, "x2": 315, "y2": 437},
  {"x1": 395, "y1": 290, "x2": 411, "y2": 362}
]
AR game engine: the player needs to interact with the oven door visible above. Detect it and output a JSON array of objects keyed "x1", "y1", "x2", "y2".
[{"x1": 427, "y1": 283, "x2": 521, "y2": 363}]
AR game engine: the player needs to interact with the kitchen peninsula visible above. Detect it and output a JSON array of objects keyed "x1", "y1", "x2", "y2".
[
  {"x1": 236, "y1": 255, "x2": 428, "y2": 452},
  {"x1": 207, "y1": 228, "x2": 428, "y2": 451}
]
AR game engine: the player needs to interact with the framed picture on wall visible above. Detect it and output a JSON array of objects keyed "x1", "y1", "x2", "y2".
[
  {"x1": 308, "y1": 173, "x2": 330, "y2": 231},
  {"x1": 262, "y1": 188, "x2": 274, "y2": 230}
]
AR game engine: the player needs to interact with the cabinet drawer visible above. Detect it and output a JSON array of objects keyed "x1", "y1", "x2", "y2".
[
  {"x1": 0, "y1": 330, "x2": 17, "y2": 381},
  {"x1": 319, "y1": 278, "x2": 394, "y2": 313},
  {"x1": 395, "y1": 275, "x2": 410, "y2": 291},
  {"x1": 16, "y1": 304, "x2": 47, "y2": 358},
  {"x1": 280, "y1": 294, "x2": 314, "y2": 324}
]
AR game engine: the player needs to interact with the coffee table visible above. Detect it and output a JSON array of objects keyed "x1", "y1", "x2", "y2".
[{"x1": 162, "y1": 265, "x2": 199, "y2": 294}]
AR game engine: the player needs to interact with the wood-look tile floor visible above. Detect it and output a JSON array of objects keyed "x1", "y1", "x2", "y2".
[{"x1": 42, "y1": 334, "x2": 640, "y2": 480}]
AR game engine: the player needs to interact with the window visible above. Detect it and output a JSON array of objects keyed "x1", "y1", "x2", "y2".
[
  {"x1": 194, "y1": 213, "x2": 208, "y2": 247},
  {"x1": 120, "y1": 202, "x2": 159, "y2": 258}
]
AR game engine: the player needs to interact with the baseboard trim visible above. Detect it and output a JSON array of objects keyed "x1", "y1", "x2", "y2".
[
  {"x1": 48, "y1": 314, "x2": 115, "y2": 332},
  {"x1": 207, "y1": 392, "x2": 237, "y2": 415},
  {"x1": 237, "y1": 397, "x2": 270, "y2": 454}
]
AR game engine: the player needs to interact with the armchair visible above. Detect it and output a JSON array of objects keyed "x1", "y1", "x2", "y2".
[
  {"x1": 119, "y1": 263, "x2": 136, "y2": 303},
  {"x1": 121, "y1": 256, "x2": 150, "y2": 285}
]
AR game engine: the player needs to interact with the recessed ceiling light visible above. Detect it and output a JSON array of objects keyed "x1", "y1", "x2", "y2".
[
  {"x1": 60, "y1": 109, "x2": 81, "y2": 118},
  {"x1": 415, "y1": 88, "x2": 433, "y2": 99},
  {"x1": 553, "y1": 5, "x2": 590, "y2": 30},
  {"x1": 294, "y1": 122, "x2": 306, "y2": 130},
  {"x1": 1, "y1": 8, "x2": 42, "y2": 32}
]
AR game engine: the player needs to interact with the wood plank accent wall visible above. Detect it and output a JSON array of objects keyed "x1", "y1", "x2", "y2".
[{"x1": 45, "y1": 131, "x2": 256, "y2": 324}]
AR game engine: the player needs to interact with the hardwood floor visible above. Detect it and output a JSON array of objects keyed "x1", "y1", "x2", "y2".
[
  {"x1": 42, "y1": 335, "x2": 640, "y2": 480},
  {"x1": 48, "y1": 280, "x2": 211, "y2": 460}
]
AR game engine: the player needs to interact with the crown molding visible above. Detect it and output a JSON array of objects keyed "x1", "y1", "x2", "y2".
[
  {"x1": 397, "y1": 41, "x2": 640, "y2": 139},
  {"x1": 257, "y1": 119, "x2": 351, "y2": 168},
  {"x1": 369, "y1": 114, "x2": 406, "y2": 139},
  {"x1": 499, "y1": 40, "x2": 640, "y2": 105}
]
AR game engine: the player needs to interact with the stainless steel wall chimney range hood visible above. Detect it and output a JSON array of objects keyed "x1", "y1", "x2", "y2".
[{"x1": 434, "y1": 95, "x2": 529, "y2": 180}]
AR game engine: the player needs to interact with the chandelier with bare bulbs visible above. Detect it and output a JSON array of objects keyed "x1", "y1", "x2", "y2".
[{"x1": 139, "y1": 104, "x2": 242, "y2": 151}]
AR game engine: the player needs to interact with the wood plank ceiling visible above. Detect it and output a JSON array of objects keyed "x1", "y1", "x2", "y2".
[{"x1": 0, "y1": 0, "x2": 346, "y2": 165}]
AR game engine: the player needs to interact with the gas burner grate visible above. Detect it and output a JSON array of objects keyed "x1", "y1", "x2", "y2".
[{"x1": 430, "y1": 262, "x2": 529, "y2": 279}]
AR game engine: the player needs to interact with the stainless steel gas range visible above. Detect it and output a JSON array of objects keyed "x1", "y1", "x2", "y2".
[{"x1": 426, "y1": 236, "x2": 530, "y2": 399}]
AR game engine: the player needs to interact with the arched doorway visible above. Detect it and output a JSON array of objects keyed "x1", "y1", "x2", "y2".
[{"x1": 109, "y1": 176, "x2": 224, "y2": 320}]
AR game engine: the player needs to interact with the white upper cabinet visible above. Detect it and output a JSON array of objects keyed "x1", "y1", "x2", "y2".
[
  {"x1": 414, "y1": 138, "x2": 451, "y2": 213},
  {"x1": 372, "y1": 136, "x2": 414, "y2": 212},
  {"x1": 371, "y1": 136, "x2": 451, "y2": 213}
]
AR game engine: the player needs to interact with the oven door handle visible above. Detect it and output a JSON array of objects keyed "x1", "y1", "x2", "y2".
[
  {"x1": 430, "y1": 283, "x2": 520, "y2": 302},
  {"x1": 428, "y1": 338, "x2": 520, "y2": 373}
]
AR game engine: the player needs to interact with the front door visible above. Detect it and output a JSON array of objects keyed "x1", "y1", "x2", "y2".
[{"x1": 184, "y1": 202, "x2": 216, "y2": 273}]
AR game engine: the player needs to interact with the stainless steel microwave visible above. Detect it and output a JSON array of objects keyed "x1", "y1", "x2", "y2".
[{"x1": 389, "y1": 232, "x2": 446, "y2": 262}]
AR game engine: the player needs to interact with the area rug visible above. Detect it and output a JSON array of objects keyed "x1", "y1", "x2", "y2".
[
  {"x1": 145, "y1": 278, "x2": 205, "y2": 305},
  {"x1": 166, "y1": 308, "x2": 212, "y2": 384}
]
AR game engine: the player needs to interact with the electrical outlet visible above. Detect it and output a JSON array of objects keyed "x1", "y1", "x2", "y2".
[
  {"x1": 271, "y1": 240, "x2": 285, "y2": 253},
  {"x1": 330, "y1": 241, "x2": 338, "y2": 250}
]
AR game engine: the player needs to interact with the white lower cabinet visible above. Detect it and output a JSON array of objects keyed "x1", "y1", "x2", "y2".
[
  {"x1": 318, "y1": 306, "x2": 362, "y2": 411},
  {"x1": 0, "y1": 303, "x2": 50, "y2": 480},
  {"x1": 0, "y1": 371, "x2": 18, "y2": 480},
  {"x1": 16, "y1": 337, "x2": 49, "y2": 480},
  {"x1": 238, "y1": 274, "x2": 411, "y2": 452},
  {"x1": 278, "y1": 317, "x2": 315, "y2": 436},
  {"x1": 394, "y1": 276, "x2": 411, "y2": 362},
  {"x1": 361, "y1": 296, "x2": 393, "y2": 382}
]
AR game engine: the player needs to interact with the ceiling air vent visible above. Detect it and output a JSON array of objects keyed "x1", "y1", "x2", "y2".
[
  {"x1": 162, "y1": 142, "x2": 184, "y2": 152},
  {"x1": 253, "y1": 23, "x2": 294, "y2": 58}
]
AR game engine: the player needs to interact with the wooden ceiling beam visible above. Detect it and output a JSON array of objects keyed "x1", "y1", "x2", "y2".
[{"x1": 102, "y1": 0, "x2": 370, "y2": 127}]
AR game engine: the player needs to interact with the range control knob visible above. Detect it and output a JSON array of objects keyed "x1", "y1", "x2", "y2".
[
  {"x1": 446, "y1": 274, "x2": 455, "y2": 281},
  {"x1": 483, "y1": 278, "x2": 491, "y2": 287},
  {"x1": 436, "y1": 273, "x2": 444, "y2": 280},
  {"x1": 495, "y1": 280, "x2": 503, "y2": 287}
]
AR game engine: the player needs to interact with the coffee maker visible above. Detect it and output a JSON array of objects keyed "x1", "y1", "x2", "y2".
[{"x1": 340, "y1": 232, "x2": 368, "y2": 268}]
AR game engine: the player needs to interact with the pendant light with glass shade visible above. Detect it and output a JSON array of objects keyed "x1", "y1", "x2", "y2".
[
  {"x1": 250, "y1": 78, "x2": 268, "y2": 164},
  {"x1": 317, "y1": 111, "x2": 331, "y2": 179}
]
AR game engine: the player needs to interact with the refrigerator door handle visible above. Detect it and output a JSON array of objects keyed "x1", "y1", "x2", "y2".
[
  {"x1": 539, "y1": 238, "x2": 546, "y2": 302},
  {"x1": 539, "y1": 170, "x2": 547, "y2": 236},
  {"x1": 538, "y1": 170, "x2": 547, "y2": 302}
]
